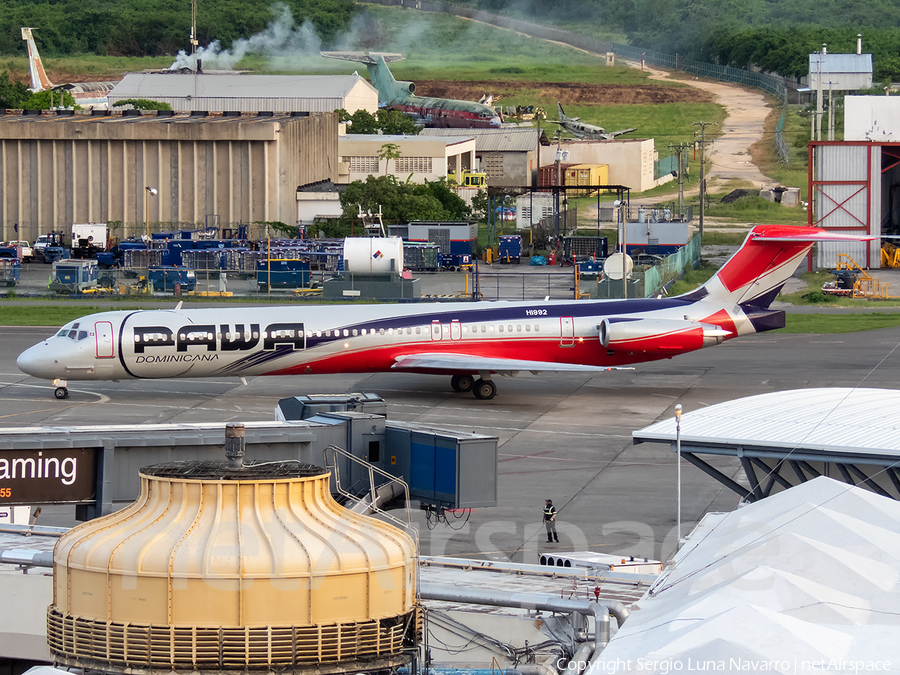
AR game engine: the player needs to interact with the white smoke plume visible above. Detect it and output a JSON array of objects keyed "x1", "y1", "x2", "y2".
[{"x1": 169, "y1": 3, "x2": 322, "y2": 71}]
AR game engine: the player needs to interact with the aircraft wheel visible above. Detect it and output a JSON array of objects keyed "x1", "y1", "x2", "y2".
[
  {"x1": 472, "y1": 379, "x2": 496, "y2": 400},
  {"x1": 54, "y1": 387, "x2": 69, "y2": 400},
  {"x1": 451, "y1": 374, "x2": 474, "y2": 393}
]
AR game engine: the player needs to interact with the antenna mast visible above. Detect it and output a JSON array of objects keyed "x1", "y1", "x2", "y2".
[{"x1": 191, "y1": 0, "x2": 198, "y2": 70}]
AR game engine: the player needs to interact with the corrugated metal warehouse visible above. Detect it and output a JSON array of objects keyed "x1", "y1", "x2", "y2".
[
  {"x1": 0, "y1": 110, "x2": 337, "y2": 242},
  {"x1": 108, "y1": 73, "x2": 379, "y2": 114},
  {"x1": 809, "y1": 139, "x2": 897, "y2": 268}
]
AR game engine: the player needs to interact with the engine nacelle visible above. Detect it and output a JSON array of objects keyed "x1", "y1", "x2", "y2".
[
  {"x1": 598, "y1": 317, "x2": 730, "y2": 354},
  {"x1": 398, "y1": 81, "x2": 416, "y2": 95}
]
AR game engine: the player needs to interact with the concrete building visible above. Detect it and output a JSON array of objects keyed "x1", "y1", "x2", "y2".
[
  {"x1": 296, "y1": 179, "x2": 343, "y2": 233},
  {"x1": 561, "y1": 138, "x2": 662, "y2": 192},
  {"x1": 108, "y1": 73, "x2": 379, "y2": 114},
  {"x1": 419, "y1": 128, "x2": 549, "y2": 186},
  {"x1": 0, "y1": 110, "x2": 337, "y2": 243},
  {"x1": 337, "y1": 134, "x2": 476, "y2": 185}
]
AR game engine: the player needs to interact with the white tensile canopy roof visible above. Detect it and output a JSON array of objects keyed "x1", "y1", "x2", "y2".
[{"x1": 589, "y1": 477, "x2": 900, "y2": 674}]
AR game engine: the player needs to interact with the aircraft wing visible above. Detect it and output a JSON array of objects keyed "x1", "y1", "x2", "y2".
[
  {"x1": 607, "y1": 128, "x2": 637, "y2": 137},
  {"x1": 392, "y1": 353, "x2": 632, "y2": 375}
]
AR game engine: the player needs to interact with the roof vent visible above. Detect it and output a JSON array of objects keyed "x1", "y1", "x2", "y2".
[{"x1": 47, "y1": 447, "x2": 419, "y2": 673}]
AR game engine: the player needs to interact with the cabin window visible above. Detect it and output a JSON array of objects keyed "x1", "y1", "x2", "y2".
[
  {"x1": 325, "y1": 330, "x2": 331, "y2": 337},
  {"x1": 462, "y1": 326, "x2": 468, "y2": 334},
  {"x1": 343, "y1": 329, "x2": 349, "y2": 337},
  {"x1": 388, "y1": 328, "x2": 394, "y2": 335},
  {"x1": 352, "y1": 329, "x2": 358, "y2": 336},
  {"x1": 379, "y1": 328, "x2": 385, "y2": 335},
  {"x1": 517, "y1": 325, "x2": 522, "y2": 332},
  {"x1": 415, "y1": 327, "x2": 421, "y2": 335},
  {"x1": 534, "y1": 324, "x2": 540, "y2": 331},
  {"x1": 360, "y1": 329, "x2": 366, "y2": 336},
  {"x1": 507, "y1": 325, "x2": 513, "y2": 332},
  {"x1": 525, "y1": 325, "x2": 531, "y2": 332},
  {"x1": 499, "y1": 325, "x2": 504, "y2": 333},
  {"x1": 489, "y1": 326, "x2": 496, "y2": 333}
]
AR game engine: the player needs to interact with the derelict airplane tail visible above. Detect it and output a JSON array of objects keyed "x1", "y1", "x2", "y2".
[
  {"x1": 21, "y1": 27, "x2": 54, "y2": 92},
  {"x1": 320, "y1": 51, "x2": 412, "y2": 104},
  {"x1": 690, "y1": 224, "x2": 873, "y2": 310}
]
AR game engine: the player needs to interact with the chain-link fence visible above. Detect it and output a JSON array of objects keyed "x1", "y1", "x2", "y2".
[{"x1": 641, "y1": 235, "x2": 702, "y2": 297}]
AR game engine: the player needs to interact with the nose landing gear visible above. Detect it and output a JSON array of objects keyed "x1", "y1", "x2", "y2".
[{"x1": 52, "y1": 378, "x2": 69, "y2": 400}]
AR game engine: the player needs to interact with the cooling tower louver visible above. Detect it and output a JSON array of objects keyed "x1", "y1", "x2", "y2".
[{"x1": 47, "y1": 460, "x2": 419, "y2": 674}]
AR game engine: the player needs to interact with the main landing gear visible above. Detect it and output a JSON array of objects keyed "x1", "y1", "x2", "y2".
[
  {"x1": 451, "y1": 373, "x2": 496, "y2": 400},
  {"x1": 53, "y1": 378, "x2": 69, "y2": 400}
]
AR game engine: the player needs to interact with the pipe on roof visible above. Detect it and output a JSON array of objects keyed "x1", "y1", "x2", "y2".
[{"x1": 420, "y1": 583, "x2": 619, "y2": 649}]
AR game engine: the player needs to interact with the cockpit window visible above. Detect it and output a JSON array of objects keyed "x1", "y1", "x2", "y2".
[
  {"x1": 56, "y1": 329, "x2": 68, "y2": 337},
  {"x1": 77, "y1": 331, "x2": 89, "y2": 340}
]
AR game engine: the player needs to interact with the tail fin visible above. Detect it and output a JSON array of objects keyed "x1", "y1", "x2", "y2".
[
  {"x1": 21, "y1": 27, "x2": 53, "y2": 92},
  {"x1": 557, "y1": 102, "x2": 568, "y2": 121},
  {"x1": 694, "y1": 225, "x2": 873, "y2": 309},
  {"x1": 320, "y1": 51, "x2": 409, "y2": 103}
]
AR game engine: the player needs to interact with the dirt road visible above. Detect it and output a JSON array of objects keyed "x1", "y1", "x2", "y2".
[{"x1": 638, "y1": 64, "x2": 775, "y2": 190}]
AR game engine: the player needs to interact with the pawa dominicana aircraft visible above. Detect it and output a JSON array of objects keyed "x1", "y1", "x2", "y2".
[{"x1": 17, "y1": 226, "x2": 865, "y2": 401}]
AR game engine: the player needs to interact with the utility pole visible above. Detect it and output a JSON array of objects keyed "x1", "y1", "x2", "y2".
[
  {"x1": 669, "y1": 143, "x2": 690, "y2": 219},
  {"x1": 693, "y1": 121, "x2": 716, "y2": 244}
]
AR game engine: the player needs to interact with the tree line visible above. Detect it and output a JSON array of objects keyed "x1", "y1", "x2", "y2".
[
  {"x1": 465, "y1": 0, "x2": 900, "y2": 81},
  {"x1": 0, "y1": 0, "x2": 357, "y2": 57}
]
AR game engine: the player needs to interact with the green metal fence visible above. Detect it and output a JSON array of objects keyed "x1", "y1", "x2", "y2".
[
  {"x1": 655, "y1": 155, "x2": 679, "y2": 180},
  {"x1": 641, "y1": 235, "x2": 702, "y2": 298}
]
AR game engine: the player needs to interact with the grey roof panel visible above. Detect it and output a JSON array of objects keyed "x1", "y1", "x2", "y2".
[
  {"x1": 633, "y1": 387, "x2": 900, "y2": 456},
  {"x1": 420, "y1": 128, "x2": 543, "y2": 152},
  {"x1": 809, "y1": 53, "x2": 873, "y2": 74},
  {"x1": 109, "y1": 73, "x2": 375, "y2": 100}
]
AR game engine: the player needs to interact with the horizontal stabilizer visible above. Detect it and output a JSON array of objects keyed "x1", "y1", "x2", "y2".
[
  {"x1": 392, "y1": 353, "x2": 632, "y2": 375},
  {"x1": 752, "y1": 232, "x2": 876, "y2": 242},
  {"x1": 320, "y1": 51, "x2": 405, "y2": 65}
]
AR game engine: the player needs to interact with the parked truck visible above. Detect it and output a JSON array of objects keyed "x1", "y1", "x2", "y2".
[
  {"x1": 33, "y1": 232, "x2": 66, "y2": 262},
  {"x1": 71, "y1": 223, "x2": 108, "y2": 259}
]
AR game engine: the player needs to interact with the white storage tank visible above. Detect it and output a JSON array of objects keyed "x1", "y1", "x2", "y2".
[{"x1": 343, "y1": 237, "x2": 404, "y2": 274}]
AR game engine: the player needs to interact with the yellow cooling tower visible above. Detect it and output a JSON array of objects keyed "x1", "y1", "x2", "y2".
[{"x1": 47, "y1": 461, "x2": 419, "y2": 673}]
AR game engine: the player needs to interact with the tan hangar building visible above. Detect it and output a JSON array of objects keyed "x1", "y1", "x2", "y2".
[{"x1": 0, "y1": 109, "x2": 338, "y2": 243}]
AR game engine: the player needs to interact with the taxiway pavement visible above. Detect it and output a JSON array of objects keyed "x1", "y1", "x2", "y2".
[{"x1": 3, "y1": 321, "x2": 899, "y2": 564}]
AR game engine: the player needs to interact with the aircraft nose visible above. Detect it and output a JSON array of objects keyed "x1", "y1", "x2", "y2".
[{"x1": 17, "y1": 343, "x2": 56, "y2": 379}]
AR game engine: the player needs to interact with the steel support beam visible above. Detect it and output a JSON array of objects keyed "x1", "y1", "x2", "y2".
[{"x1": 681, "y1": 452, "x2": 752, "y2": 501}]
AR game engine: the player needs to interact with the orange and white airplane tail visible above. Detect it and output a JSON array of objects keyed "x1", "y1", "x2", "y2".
[{"x1": 21, "y1": 27, "x2": 54, "y2": 92}]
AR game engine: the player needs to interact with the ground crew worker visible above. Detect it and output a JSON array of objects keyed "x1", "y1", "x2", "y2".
[{"x1": 543, "y1": 498, "x2": 559, "y2": 543}]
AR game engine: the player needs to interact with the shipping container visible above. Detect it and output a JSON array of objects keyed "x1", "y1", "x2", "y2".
[{"x1": 564, "y1": 163, "x2": 609, "y2": 196}]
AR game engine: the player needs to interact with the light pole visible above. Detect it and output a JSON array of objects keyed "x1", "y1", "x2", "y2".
[
  {"x1": 675, "y1": 403, "x2": 683, "y2": 552},
  {"x1": 145, "y1": 187, "x2": 158, "y2": 247}
]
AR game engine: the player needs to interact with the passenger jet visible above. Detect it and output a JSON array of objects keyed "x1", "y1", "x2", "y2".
[{"x1": 17, "y1": 226, "x2": 866, "y2": 401}]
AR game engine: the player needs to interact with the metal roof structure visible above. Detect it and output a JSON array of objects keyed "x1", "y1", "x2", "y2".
[
  {"x1": 809, "y1": 53, "x2": 873, "y2": 74},
  {"x1": 634, "y1": 388, "x2": 900, "y2": 502},
  {"x1": 420, "y1": 127, "x2": 549, "y2": 152},
  {"x1": 590, "y1": 477, "x2": 900, "y2": 673},
  {"x1": 108, "y1": 73, "x2": 378, "y2": 113}
]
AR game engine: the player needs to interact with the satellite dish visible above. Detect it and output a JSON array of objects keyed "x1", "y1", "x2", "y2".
[{"x1": 604, "y1": 252, "x2": 633, "y2": 280}]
